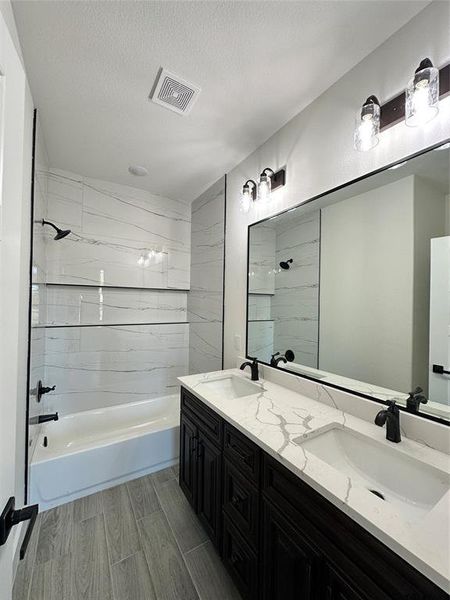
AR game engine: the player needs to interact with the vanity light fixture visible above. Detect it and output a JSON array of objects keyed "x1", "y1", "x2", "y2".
[
  {"x1": 240, "y1": 180, "x2": 257, "y2": 214},
  {"x1": 405, "y1": 58, "x2": 439, "y2": 127},
  {"x1": 257, "y1": 168, "x2": 274, "y2": 203},
  {"x1": 354, "y1": 95, "x2": 380, "y2": 152}
]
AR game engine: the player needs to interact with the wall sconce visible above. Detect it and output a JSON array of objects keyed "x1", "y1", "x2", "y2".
[
  {"x1": 405, "y1": 58, "x2": 439, "y2": 127},
  {"x1": 354, "y1": 96, "x2": 380, "y2": 152},
  {"x1": 241, "y1": 167, "x2": 286, "y2": 213},
  {"x1": 240, "y1": 179, "x2": 256, "y2": 214}
]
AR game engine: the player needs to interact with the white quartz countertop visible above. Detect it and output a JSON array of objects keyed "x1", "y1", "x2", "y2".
[{"x1": 178, "y1": 369, "x2": 450, "y2": 593}]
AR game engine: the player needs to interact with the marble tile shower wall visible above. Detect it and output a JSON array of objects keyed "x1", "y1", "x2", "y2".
[
  {"x1": 45, "y1": 169, "x2": 191, "y2": 289},
  {"x1": 248, "y1": 225, "x2": 276, "y2": 362},
  {"x1": 41, "y1": 169, "x2": 192, "y2": 415},
  {"x1": 44, "y1": 324, "x2": 189, "y2": 415},
  {"x1": 188, "y1": 177, "x2": 225, "y2": 374},
  {"x1": 273, "y1": 210, "x2": 320, "y2": 368}
]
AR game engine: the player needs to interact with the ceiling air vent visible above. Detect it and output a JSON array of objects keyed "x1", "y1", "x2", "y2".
[{"x1": 150, "y1": 68, "x2": 201, "y2": 115}]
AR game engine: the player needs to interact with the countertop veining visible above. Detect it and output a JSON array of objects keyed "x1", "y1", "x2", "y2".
[{"x1": 178, "y1": 368, "x2": 450, "y2": 593}]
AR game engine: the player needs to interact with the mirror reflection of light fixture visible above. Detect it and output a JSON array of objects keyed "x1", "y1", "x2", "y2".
[
  {"x1": 405, "y1": 58, "x2": 439, "y2": 127},
  {"x1": 240, "y1": 179, "x2": 256, "y2": 214},
  {"x1": 257, "y1": 168, "x2": 274, "y2": 202},
  {"x1": 354, "y1": 95, "x2": 380, "y2": 152}
]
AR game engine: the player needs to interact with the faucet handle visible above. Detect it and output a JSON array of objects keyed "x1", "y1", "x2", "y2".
[
  {"x1": 271, "y1": 352, "x2": 280, "y2": 360},
  {"x1": 248, "y1": 356, "x2": 257, "y2": 363}
]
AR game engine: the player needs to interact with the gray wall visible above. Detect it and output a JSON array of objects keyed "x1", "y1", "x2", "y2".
[{"x1": 188, "y1": 177, "x2": 226, "y2": 374}]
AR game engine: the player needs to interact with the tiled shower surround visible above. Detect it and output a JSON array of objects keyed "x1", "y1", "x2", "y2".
[
  {"x1": 188, "y1": 177, "x2": 226, "y2": 374},
  {"x1": 29, "y1": 167, "x2": 225, "y2": 420}
]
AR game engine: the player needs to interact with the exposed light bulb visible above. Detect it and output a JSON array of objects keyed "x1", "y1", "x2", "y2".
[
  {"x1": 405, "y1": 59, "x2": 439, "y2": 127},
  {"x1": 240, "y1": 180, "x2": 256, "y2": 214},
  {"x1": 257, "y1": 170, "x2": 273, "y2": 202},
  {"x1": 240, "y1": 188, "x2": 252, "y2": 213},
  {"x1": 354, "y1": 96, "x2": 380, "y2": 152}
]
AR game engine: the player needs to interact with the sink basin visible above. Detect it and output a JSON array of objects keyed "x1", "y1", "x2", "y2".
[
  {"x1": 198, "y1": 375, "x2": 262, "y2": 399},
  {"x1": 294, "y1": 427, "x2": 449, "y2": 520}
]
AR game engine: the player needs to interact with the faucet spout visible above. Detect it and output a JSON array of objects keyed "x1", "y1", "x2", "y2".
[
  {"x1": 240, "y1": 357, "x2": 259, "y2": 381},
  {"x1": 374, "y1": 401, "x2": 401, "y2": 443}
]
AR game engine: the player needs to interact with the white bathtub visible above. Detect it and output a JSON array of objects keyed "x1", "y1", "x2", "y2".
[{"x1": 30, "y1": 394, "x2": 180, "y2": 510}]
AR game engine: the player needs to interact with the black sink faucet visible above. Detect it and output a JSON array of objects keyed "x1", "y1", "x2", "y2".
[
  {"x1": 270, "y1": 352, "x2": 287, "y2": 368},
  {"x1": 374, "y1": 401, "x2": 401, "y2": 443},
  {"x1": 240, "y1": 357, "x2": 259, "y2": 381},
  {"x1": 406, "y1": 387, "x2": 428, "y2": 414}
]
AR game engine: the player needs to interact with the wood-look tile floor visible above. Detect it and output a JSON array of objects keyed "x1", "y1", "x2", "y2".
[{"x1": 13, "y1": 466, "x2": 241, "y2": 600}]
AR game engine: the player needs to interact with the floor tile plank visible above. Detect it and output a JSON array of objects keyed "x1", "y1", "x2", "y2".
[
  {"x1": 13, "y1": 513, "x2": 42, "y2": 600},
  {"x1": 28, "y1": 555, "x2": 72, "y2": 600},
  {"x1": 126, "y1": 476, "x2": 160, "y2": 521},
  {"x1": 35, "y1": 502, "x2": 74, "y2": 564},
  {"x1": 73, "y1": 491, "x2": 103, "y2": 523},
  {"x1": 150, "y1": 465, "x2": 177, "y2": 489},
  {"x1": 71, "y1": 515, "x2": 113, "y2": 600},
  {"x1": 111, "y1": 551, "x2": 157, "y2": 600},
  {"x1": 155, "y1": 478, "x2": 207, "y2": 553},
  {"x1": 184, "y1": 541, "x2": 241, "y2": 600},
  {"x1": 138, "y1": 510, "x2": 199, "y2": 600},
  {"x1": 102, "y1": 485, "x2": 141, "y2": 565}
]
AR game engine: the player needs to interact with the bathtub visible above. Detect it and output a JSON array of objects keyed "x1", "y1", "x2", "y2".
[{"x1": 30, "y1": 394, "x2": 180, "y2": 510}]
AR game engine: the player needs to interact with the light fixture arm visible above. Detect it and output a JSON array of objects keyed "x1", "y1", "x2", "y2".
[{"x1": 260, "y1": 168, "x2": 275, "y2": 178}]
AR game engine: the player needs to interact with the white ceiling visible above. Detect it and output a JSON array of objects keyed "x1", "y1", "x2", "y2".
[{"x1": 13, "y1": 1, "x2": 428, "y2": 202}]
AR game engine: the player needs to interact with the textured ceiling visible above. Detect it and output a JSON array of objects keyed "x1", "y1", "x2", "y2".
[{"x1": 13, "y1": 1, "x2": 428, "y2": 202}]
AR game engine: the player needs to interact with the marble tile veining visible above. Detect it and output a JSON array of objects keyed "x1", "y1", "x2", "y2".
[
  {"x1": 44, "y1": 324, "x2": 189, "y2": 414},
  {"x1": 179, "y1": 368, "x2": 450, "y2": 594},
  {"x1": 46, "y1": 286, "x2": 187, "y2": 326},
  {"x1": 188, "y1": 177, "x2": 225, "y2": 374},
  {"x1": 45, "y1": 169, "x2": 191, "y2": 290}
]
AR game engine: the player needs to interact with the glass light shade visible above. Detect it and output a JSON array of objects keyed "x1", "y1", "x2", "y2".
[
  {"x1": 240, "y1": 186, "x2": 252, "y2": 213},
  {"x1": 354, "y1": 99, "x2": 380, "y2": 152},
  {"x1": 258, "y1": 174, "x2": 272, "y2": 202},
  {"x1": 405, "y1": 64, "x2": 439, "y2": 127}
]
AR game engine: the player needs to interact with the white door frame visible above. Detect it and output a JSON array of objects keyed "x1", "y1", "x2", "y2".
[{"x1": 0, "y1": 9, "x2": 34, "y2": 600}]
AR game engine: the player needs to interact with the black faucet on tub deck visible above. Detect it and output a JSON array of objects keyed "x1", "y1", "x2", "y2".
[
  {"x1": 374, "y1": 401, "x2": 401, "y2": 443},
  {"x1": 240, "y1": 357, "x2": 259, "y2": 381}
]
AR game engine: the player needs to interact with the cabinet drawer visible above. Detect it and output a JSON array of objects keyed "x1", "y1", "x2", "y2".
[
  {"x1": 181, "y1": 387, "x2": 222, "y2": 445},
  {"x1": 224, "y1": 422, "x2": 260, "y2": 484},
  {"x1": 223, "y1": 515, "x2": 258, "y2": 600},
  {"x1": 223, "y1": 459, "x2": 259, "y2": 548}
]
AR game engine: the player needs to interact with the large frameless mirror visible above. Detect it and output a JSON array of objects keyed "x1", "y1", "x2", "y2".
[{"x1": 247, "y1": 141, "x2": 450, "y2": 424}]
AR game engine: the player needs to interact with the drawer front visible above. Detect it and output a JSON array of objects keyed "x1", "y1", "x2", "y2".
[
  {"x1": 224, "y1": 422, "x2": 260, "y2": 484},
  {"x1": 223, "y1": 459, "x2": 259, "y2": 548},
  {"x1": 181, "y1": 387, "x2": 222, "y2": 445},
  {"x1": 222, "y1": 515, "x2": 258, "y2": 600}
]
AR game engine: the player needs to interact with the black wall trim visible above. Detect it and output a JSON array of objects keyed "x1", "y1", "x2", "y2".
[
  {"x1": 46, "y1": 282, "x2": 189, "y2": 292},
  {"x1": 24, "y1": 110, "x2": 38, "y2": 503},
  {"x1": 39, "y1": 321, "x2": 189, "y2": 329},
  {"x1": 246, "y1": 138, "x2": 450, "y2": 427},
  {"x1": 221, "y1": 174, "x2": 227, "y2": 370}
]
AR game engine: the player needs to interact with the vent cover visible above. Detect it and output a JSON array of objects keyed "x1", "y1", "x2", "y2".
[{"x1": 151, "y1": 68, "x2": 201, "y2": 115}]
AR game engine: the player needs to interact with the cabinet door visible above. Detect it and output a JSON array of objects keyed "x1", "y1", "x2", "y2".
[
  {"x1": 262, "y1": 499, "x2": 320, "y2": 600},
  {"x1": 196, "y1": 431, "x2": 222, "y2": 547},
  {"x1": 323, "y1": 562, "x2": 392, "y2": 600},
  {"x1": 179, "y1": 411, "x2": 197, "y2": 508}
]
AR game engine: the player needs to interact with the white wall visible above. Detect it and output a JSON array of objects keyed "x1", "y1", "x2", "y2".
[
  {"x1": 224, "y1": 1, "x2": 450, "y2": 368},
  {"x1": 0, "y1": 4, "x2": 34, "y2": 596},
  {"x1": 319, "y1": 177, "x2": 416, "y2": 392}
]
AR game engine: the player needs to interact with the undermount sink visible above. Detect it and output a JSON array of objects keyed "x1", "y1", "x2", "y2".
[
  {"x1": 198, "y1": 375, "x2": 262, "y2": 399},
  {"x1": 294, "y1": 427, "x2": 449, "y2": 520}
]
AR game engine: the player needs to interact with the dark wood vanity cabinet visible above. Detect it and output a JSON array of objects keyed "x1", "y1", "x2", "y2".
[
  {"x1": 179, "y1": 393, "x2": 222, "y2": 548},
  {"x1": 179, "y1": 387, "x2": 448, "y2": 600}
]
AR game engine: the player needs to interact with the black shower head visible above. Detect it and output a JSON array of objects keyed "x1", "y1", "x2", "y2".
[
  {"x1": 41, "y1": 219, "x2": 71, "y2": 240},
  {"x1": 279, "y1": 258, "x2": 293, "y2": 270}
]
